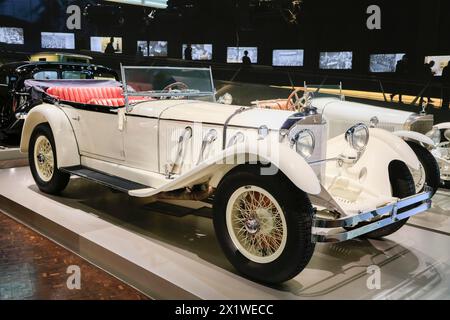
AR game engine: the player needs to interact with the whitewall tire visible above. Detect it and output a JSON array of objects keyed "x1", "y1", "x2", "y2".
[
  {"x1": 29, "y1": 124, "x2": 70, "y2": 195},
  {"x1": 213, "y1": 165, "x2": 315, "y2": 284}
]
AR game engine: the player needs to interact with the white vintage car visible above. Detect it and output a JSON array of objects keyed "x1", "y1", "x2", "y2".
[
  {"x1": 20, "y1": 67, "x2": 432, "y2": 284},
  {"x1": 427, "y1": 123, "x2": 450, "y2": 186},
  {"x1": 250, "y1": 85, "x2": 442, "y2": 195}
]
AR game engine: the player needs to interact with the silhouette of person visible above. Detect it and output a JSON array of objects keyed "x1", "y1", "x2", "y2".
[
  {"x1": 184, "y1": 44, "x2": 193, "y2": 61},
  {"x1": 442, "y1": 61, "x2": 450, "y2": 110},
  {"x1": 104, "y1": 37, "x2": 116, "y2": 54},
  {"x1": 242, "y1": 50, "x2": 252, "y2": 65},
  {"x1": 137, "y1": 45, "x2": 145, "y2": 57},
  {"x1": 420, "y1": 60, "x2": 435, "y2": 105},
  {"x1": 390, "y1": 55, "x2": 408, "y2": 103}
]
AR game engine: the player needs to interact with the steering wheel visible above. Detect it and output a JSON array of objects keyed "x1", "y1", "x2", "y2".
[
  {"x1": 286, "y1": 88, "x2": 308, "y2": 111},
  {"x1": 161, "y1": 82, "x2": 190, "y2": 100}
]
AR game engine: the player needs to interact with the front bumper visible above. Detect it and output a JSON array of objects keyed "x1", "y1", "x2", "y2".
[{"x1": 312, "y1": 187, "x2": 432, "y2": 243}]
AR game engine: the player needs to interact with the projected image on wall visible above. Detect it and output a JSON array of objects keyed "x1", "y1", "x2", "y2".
[
  {"x1": 369, "y1": 54, "x2": 405, "y2": 73},
  {"x1": 0, "y1": 27, "x2": 24, "y2": 45},
  {"x1": 425, "y1": 55, "x2": 450, "y2": 76},
  {"x1": 319, "y1": 51, "x2": 353, "y2": 70},
  {"x1": 273, "y1": 49, "x2": 304, "y2": 67},
  {"x1": 90, "y1": 37, "x2": 123, "y2": 54},
  {"x1": 41, "y1": 32, "x2": 75, "y2": 49},
  {"x1": 149, "y1": 41, "x2": 168, "y2": 57},
  {"x1": 227, "y1": 47, "x2": 258, "y2": 64},
  {"x1": 182, "y1": 44, "x2": 213, "y2": 60}
]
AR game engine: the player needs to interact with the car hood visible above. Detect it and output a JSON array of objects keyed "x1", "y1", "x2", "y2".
[
  {"x1": 130, "y1": 100, "x2": 296, "y2": 130},
  {"x1": 312, "y1": 97, "x2": 415, "y2": 126}
]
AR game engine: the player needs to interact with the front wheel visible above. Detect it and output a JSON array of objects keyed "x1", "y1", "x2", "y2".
[
  {"x1": 29, "y1": 124, "x2": 70, "y2": 195},
  {"x1": 406, "y1": 141, "x2": 440, "y2": 197},
  {"x1": 213, "y1": 166, "x2": 315, "y2": 284},
  {"x1": 364, "y1": 160, "x2": 416, "y2": 239}
]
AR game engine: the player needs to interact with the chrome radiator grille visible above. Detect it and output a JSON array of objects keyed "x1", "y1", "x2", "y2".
[{"x1": 407, "y1": 116, "x2": 434, "y2": 135}]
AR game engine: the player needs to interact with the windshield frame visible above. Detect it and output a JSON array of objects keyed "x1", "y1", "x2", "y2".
[{"x1": 120, "y1": 65, "x2": 216, "y2": 111}]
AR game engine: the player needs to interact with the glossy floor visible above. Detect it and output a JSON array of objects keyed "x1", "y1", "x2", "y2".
[
  {"x1": 0, "y1": 212, "x2": 149, "y2": 300},
  {"x1": 0, "y1": 166, "x2": 449, "y2": 300}
]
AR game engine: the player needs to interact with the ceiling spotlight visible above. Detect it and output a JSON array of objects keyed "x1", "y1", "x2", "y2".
[
  {"x1": 281, "y1": 0, "x2": 303, "y2": 25},
  {"x1": 105, "y1": 0, "x2": 168, "y2": 9},
  {"x1": 148, "y1": 9, "x2": 156, "y2": 19}
]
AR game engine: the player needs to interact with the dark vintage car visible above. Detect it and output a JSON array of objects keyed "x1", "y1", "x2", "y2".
[{"x1": 0, "y1": 61, "x2": 119, "y2": 140}]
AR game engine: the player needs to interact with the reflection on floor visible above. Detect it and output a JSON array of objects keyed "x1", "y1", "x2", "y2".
[
  {"x1": 0, "y1": 167, "x2": 449, "y2": 300},
  {"x1": 0, "y1": 212, "x2": 149, "y2": 300}
]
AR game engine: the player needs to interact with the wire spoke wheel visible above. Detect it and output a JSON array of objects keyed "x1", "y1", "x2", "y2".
[
  {"x1": 226, "y1": 186, "x2": 287, "y2": 264},
  {"x1": 411, "y1": 162, "x2": 426, "y2": 192},
  {"x1": 34, "y1": 135, "x2": 55, "y2": 182}
]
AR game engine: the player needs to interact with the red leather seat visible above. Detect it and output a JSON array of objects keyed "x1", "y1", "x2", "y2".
[
  {"x1": 47, "y1": 87, "x2": 155, "y2": 107},
  {"x1": 47, "y1": 87, "x2": 124, "y2": 105},
  {"x1": 87, "y1": 98, "x2": 125, "y2": 107}
]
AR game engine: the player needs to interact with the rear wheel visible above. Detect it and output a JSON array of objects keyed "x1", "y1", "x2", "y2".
[
  {"x1": 29, "y1": 124, "x2": 70, "y2": 195},
  {"x1": 364, "y1": 160, "x2": 416, "y2": 239},
  {"x1": 406, "y1": 141, "x2": 440, "y2": 197},
  {"x1": 213, "y1": 166, "x2": 315, "y2": 284}
]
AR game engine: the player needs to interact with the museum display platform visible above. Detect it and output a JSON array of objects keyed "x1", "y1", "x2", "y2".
[{"x1": 0, "y1": 165, "x2": 450, "y2": 300}]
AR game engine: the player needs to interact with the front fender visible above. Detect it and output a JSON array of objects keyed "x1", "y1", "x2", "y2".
[
  {"x1": 130, "y1": 140, "x2": 322, "y2": 197},
  {"x1": 435, "y1": 122, "x2": 450, "y2": 130},
  {"x1": 20, "y1": 104, "x2": 80, "y2": 168},
  {"x1": 326, "y1": 128, "x2": 420, "y2": 198},
  {"x1": 393, "y1": 130, "x2": 435, "y2": 147},
  {"x1": 370, "y1": 128, "x2": 420, "y2": 170}
]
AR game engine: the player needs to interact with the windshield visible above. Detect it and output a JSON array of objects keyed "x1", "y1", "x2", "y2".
[{"x1": 121, "y1": 66, "x2": 216, "y2": 105}]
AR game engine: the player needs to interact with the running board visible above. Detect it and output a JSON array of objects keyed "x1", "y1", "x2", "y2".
[{"x1": 60, "y1": 166, "x2": 153, "y2": 194}]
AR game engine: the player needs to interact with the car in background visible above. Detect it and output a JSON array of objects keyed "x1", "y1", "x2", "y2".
[
  {"x1": 247, "y1": 84, "x2": 442, "y2": 195},
  {"x1": 30, "y1": 52, "x2": 93, "y2": 64},
  {"x1": 427, "y1": 123, "x2": 450, "y2": 187},
  {"x1": 0, "y1": 61, "x2": 118, "y2": 140}
]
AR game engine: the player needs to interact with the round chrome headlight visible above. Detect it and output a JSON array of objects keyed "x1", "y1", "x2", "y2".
[
  {"x1": 426, "y1": 128, "x2": 441, "y2": 145},
  {"x1": 345, "y1": 123, "x2": 369, "y2": 152},
  {"x1": 291, "y1": 129, "x2": 315, "y2": 159}
]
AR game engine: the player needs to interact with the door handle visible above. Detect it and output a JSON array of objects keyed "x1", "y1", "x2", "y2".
[{"x1": 72, "y1": 116, "x2": 80, "y2": 121}]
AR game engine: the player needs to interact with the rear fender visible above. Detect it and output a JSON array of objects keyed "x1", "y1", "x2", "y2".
[{"x1": 20, "y1": 104, "x2": 80, "y2": 168}]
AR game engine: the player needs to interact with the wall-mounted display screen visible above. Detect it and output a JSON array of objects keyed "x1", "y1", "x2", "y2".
[
  {"x1": 0, "y1": 27, "x2": 24, "y2": 45},
  {"x1": 227, "y1": 47, "x2": 258, "y2": 64},
  {"x1": 424, "y1": 55, "x2": 450, "y2": 76},
  {"x1": 137, "y1": 41, "x2": 149, "y2": 56},
  {"x1": 41, "y1": 32, "x2": 75, "y2": 49},
  {"x1": 369, "y1": 53, "x2": 405, "y2": 73},
  {"x1": 90, "y1": 37, "x2": 123, "y2": 53},
  {"x1": 182, "y1": 44, "x2": 213, "y2": 60},
  {"x1": 319, "y1": 51, "x2": 353, "y2": 70},
  {"x1": 149, "y1": 41, "x2": 168, "y2": 57},
  {"x1": 273, "y1": 49, "x2": 304, "y2": 67}
]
